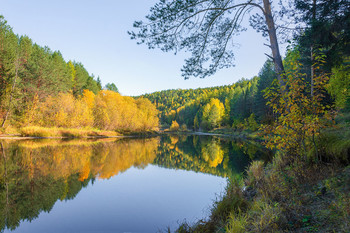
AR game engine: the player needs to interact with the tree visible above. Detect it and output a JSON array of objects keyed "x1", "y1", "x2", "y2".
[
  {"x1": 1, "y1": 34, "x2": 32, "y2": 128},
  {"x1": 130, "y1": 0, "x2": 286, "y2": 87},
  {"x1": 294, "y1": 0, "x2": 350, "y2": 72},
  {"x1": 254, "y1": 59, "x2": 276, "y2": 123},
  {"x1": 0, "y1": 16, "x2": 17, "y2": 127},
  {"x1": 327, "y1": 61, "x2": 350, "y2": 110},
  {"x1": 202, "y1": 98, "x2": 225, "y2": 129},
  {"x1": 170, "y1": 120, "x2": 180, "y2": 131},
  {"x1": 261, "y1": 50, "x2": 335, "y2": 158},
  {"x1": 104, "y1": 83, "x2": 119, "y2": 93},
  {"x1": 292, "y1": 0, "x2": 350, "y2": 99}
]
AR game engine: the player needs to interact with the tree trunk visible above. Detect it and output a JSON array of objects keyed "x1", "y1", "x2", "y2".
[
  {"x1": 311, "y1": 46, "x2": 314, "y2": 96},
  {"x1": 262, "y1": 0, "x2": 285, "y2": 88},
  {"x1": 311, "y1": 0, "x2": 317, "y2": 97}
]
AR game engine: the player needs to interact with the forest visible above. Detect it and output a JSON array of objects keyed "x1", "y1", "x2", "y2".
[{"x1": 0, "y1": 15, "x2": 158, "y2": 136}]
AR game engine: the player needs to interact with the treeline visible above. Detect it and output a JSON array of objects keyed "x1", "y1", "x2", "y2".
[
  {"x1": 0, "y1": 16, "x2": 158, "y2": 133},
  {"x1": 23, "y1": 90, "x2": 159, "y2": 132},
  {"x1": 142, "y1": 14, "x2": 349, "y2": 134},
  {"x1": 144, "y1": 52, "x2": 348, "y2": 133},
  {"x1": 142, "y1": 68, "x2": 272, "y2": 131}
]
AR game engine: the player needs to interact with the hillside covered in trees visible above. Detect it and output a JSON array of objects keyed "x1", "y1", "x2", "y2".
[{"x1": 0, "y1": 15, "x2": 159, "y2": 135}]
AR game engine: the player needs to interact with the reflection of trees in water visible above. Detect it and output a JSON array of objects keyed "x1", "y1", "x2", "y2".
[
  {"x1": 153, "y1": 135, "x2": 270, "y2": 178},
  {"x1": 0, "y1": 136, "x2": 270, "y2": 232},
  {"x1": 0, "y1": 138, "x2": 158, "y2": 232},
  {"x1": 201, "y1": 140, "x2": 224, "y2": 168}
]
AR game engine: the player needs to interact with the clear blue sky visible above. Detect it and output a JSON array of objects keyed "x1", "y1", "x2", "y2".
[{"x1": 0, "y1": 0, "x2": 286, "y2": 96}]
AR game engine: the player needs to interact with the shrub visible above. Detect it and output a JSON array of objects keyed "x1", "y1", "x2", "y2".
[
  {"x1": 169, "y1": 120, "x2": 180, "y2": 131},
  {"x1": 246, "y1": 160, "x2": 265, "y2": 188}
]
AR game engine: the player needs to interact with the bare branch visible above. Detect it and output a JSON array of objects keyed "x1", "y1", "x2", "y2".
[{"x1": 264, "y1": 53, "x2": 274, "y2": 60}]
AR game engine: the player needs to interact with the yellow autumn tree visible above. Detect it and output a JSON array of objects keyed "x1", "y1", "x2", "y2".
[
  {"x1": 201, "y1": 98, "x2": 225, "y2": 130},
  {"x1": 261, "y1": 50, "x2": 335, "y2": 157},
  {"x1": 170, "y1": 120, "x2": 180, "y2": 131},
  {"x1": 22, "y1": 89, "x2": 159, "y2": 133}
]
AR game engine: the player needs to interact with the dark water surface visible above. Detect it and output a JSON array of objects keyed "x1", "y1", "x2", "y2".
[{"x1": 0, "y1": 135, "x2": 269, "y2": 233}]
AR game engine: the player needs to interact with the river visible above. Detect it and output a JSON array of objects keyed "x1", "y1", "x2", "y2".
[{"x1": 0, "y1": 135, "x2": 269, "y2": 233}]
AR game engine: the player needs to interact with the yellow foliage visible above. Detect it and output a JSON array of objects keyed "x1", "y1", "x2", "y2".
[
  {"x1": 22, "y1": 89, "x2": 159, "y2": 133},
  {"x1": 261, "y1": 51, "x2": 336, "y2": 155},
  {"x1": 170, "y1": 120, "x2": 180, "y2": 131},
  {"x1": 201, "y1": 140, "x2": 224, "y2": 167}
]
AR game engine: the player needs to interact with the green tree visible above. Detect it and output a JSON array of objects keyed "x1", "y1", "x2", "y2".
[
  {"x1": 327, "y1": 61, "x2": 350, "y2": 110},
  {"x1": 104, "y1": 83, "x2": 119, "y2": 93},
  {"x1": 254, "y1": 59, "x2": 276, "y2": 123},
  {"x1": 51, "y1": 51, "x2": 71, "y2": 93},
  {"x1": 0, "y1": 16, "x2": 17, "y2": 127},
  {"x1": 73, "y1": 62, "x2": 90, "y2": 96}
]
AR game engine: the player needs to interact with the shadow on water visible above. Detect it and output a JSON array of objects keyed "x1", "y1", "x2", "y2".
[{"x1": 0, "y1": 135, "x2": 270, "y2": 232}]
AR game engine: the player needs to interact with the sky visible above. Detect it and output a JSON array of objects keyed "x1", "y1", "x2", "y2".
[{"x1": 0, "y1": 0, "x2": 287, "y2": 96}]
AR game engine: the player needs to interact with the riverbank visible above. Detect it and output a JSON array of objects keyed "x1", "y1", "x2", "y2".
[
  {"x1": 0, "y1": 126, "x2": 157, "y2": 139},
  {"x1": 175, "y1": 152, "x2": 350, "y2": 232},
  {"x1": 1, "y1": 126, "x2": 250, "y2": 140}
]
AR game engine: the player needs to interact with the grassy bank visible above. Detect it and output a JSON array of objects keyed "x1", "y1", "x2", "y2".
[
  {"x1": 174, "y1": 126, "x2": 350, "y2": 232},
  {"x1": 175, "y1": 155, "x2": 350, "y2": 232},
  {"x1": 0, "y1": 126, "x2": 162, "y2": 138},
  {"x1": 19, "y1": 126, "x2": 119, "y2": 138}
]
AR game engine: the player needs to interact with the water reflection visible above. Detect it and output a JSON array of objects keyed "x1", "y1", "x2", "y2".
[{"x1": 0, "y1": 135, "x2": 269, "y2": 232}]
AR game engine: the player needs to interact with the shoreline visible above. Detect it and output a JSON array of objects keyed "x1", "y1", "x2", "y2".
[{"x1": 0, "y1": 130, "x2": 258, "y2": 140}]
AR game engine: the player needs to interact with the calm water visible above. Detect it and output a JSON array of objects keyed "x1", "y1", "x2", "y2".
[{"x1": 0, "y1": 135, "x2": 269, "y2": 233}]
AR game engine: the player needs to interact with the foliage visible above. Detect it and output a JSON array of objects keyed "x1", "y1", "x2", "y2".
[
  {"x1": 104, "y1": 82, "x2": 119, "y2": 93},
  {"x1": 253, "y1": 60, "x2": 276, "y2": 123},
  {"x1": 294, "y1": 0, "x2": 350, "y2": 71},
  {"x1": 327, "y1": 61, "x2": 350, "y2": 110},
  {"x1": 201, "y1": 98, "x2": 225, "y2": 130},
  {"x1": 0, "y1": 15, "x2": 102, "y2": 128},
  {"x1": 261, "y1": 49, "x2": 335, "y2": 156},
  {"x1": 22, "y1": 90, "x2": 159, "y2": 134},
  {"x1": 169, "y1": 120, "x2": 180, "y2": 131},
  {"x1": 143, "y1": 78, "x2": 260, "y2": 131},
  {"x1": 130, "y1": 0, "x2": 286, "y2": 81}
]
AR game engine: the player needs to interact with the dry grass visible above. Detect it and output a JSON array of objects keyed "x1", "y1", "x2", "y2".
[
  {"x1": 175, "y1": 153, "x2": 350, "y2": 233},
  {"x1": 246, "y1": 160, "x2": 265, "y2": 188},
  {"x1": 20, "y1": 126, "x2": 119, "y2": 138},
  {"x1": 17, "y1": 138, "x2": 120, "y2": 149},
  {"x1": 1, "y1": 124, "x2": 20, "y2": 135}
]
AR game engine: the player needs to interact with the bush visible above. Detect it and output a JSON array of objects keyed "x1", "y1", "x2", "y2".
[
  {"x1": 246, "y1": 160, "x2": 265, "y2": 188},
  {"x1": 169, "y1": 120, "x2": 180, "y2": 131}
]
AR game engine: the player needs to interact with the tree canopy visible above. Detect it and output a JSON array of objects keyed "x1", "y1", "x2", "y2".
[{"x1": 129, "y1": 0, "x2": 285, "y2": 85}]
